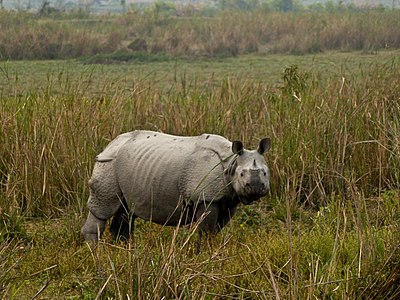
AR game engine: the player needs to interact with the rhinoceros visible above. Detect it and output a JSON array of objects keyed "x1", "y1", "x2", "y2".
[{"x1": 81, "y1": 130, "x2": 271, "y2": 244}]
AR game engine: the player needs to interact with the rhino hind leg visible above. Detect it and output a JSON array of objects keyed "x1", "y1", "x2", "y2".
[{"x1": 110, "y1": 198, "x2": 134, "y2": 241}]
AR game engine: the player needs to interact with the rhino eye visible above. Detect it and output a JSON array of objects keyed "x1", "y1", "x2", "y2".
[
  {"x1": 263, "y1": 171, "x2": 267, "y2": 176},
  {"x1": 240, "y1": 173, "x2": 244, "y2": 177}
]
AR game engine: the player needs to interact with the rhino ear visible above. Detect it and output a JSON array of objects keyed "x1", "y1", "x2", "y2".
[
  {"x1": 258, "y1": 138, "x2": 271, "y2": 154},
  {"x1": 232, "y1": 141, "x2": 244, "y2": 155}
]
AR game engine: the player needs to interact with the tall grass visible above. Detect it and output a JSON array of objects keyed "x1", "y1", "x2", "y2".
[
  {"x1": 1, "y1": 9, "x2": 400, "y2": 60},
  {"x1": 1, "y1": 199, "x2": 398, "y2": 298},
  {"x1": 1, "y1": 56, "x2": 400, "y2": 298},
  {"x1": 0, "y1": 11, "x2": 118, "y2": 60},
  {"x1": 1, "y1": 57, "x2": 399, "y2": 215}
]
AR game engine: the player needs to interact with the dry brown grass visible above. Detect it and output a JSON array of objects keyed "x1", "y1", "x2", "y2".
[{"x1": 1, "y1": 10, "x2": 400, "y2": 60}]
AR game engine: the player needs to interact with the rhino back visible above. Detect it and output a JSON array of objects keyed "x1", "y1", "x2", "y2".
[
  {"x1": 114, "y1": 131, "x2": 233, "y2": 225},
  {"x1": 96, "y1": 132, "x2": 136, "y2": 162}
]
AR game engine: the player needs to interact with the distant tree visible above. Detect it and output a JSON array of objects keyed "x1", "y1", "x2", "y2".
[
  {"x1": 38, "y1": 0, "x2": 51, "y2": 15},
  {"x1": 280, "y1": 0, "x2": 293, "y2": 11},
  {"x1": 216, "y1": 0, "x2": 260, "y2": 10},
  {"x1": 153, "y1": 0, "x2": 176, "y2": 14},
  {"x1": 78, "y1": 0, "x2": 92, "y2": 12}
]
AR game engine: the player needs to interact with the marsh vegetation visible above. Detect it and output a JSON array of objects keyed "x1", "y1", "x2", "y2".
[{"x1": 1, "y1": 6, "x2": 400, "y2": 299}]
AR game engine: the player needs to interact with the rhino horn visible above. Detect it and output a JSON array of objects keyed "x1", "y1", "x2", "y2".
[{"x1": 250, "y1": 159, "x2": 260, "y2": 173}]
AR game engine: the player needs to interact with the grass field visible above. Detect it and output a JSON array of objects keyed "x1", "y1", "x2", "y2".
[
  {"x1": 1, "y1": 51, "x2": 397, "y2": 96},
  {"x1": 1, "y1": 50, "x2": 400, "y2": 299}
]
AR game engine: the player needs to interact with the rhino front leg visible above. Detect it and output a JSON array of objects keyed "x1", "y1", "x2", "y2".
[
  {"x1": 194, "y1": 202, "x2": 220, "y2": 252},
  {"x1": 195, "y1": 202, "x2": 220, "y2": 233},
  {"x1": 110, "y1": 200, "x2": 134, "y2": 241},
  {"x1": 81, "y1": 211, "x2": 107, "y2": 241},
  {"x1": 216, "y1": 199, "x2": 238, "y2": 230}
]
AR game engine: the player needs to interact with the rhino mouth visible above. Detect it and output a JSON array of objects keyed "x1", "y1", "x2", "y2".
[
  {"x1": 233, "y1": 179, "x2": 269, "y2": 205},
  {"x1": 239, "y1": 193, "x2": 265, "y2": 205},
  {"x1": 240, "y1": 184, "x2": 268, "y2": 204}
]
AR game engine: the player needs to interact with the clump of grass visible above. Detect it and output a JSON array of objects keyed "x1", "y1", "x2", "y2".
[
  {"x1": 0, "y1": 212, "x2": 28, "y2": 243},
  {"x1": 269, "y1": 60, "x2": 400, "y2": 206}
]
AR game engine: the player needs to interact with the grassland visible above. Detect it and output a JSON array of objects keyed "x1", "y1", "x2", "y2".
[
  {"x1": 1, "y1": 49, "x2": 399, "y2": 299},
  {"x1": 1, "y1": 6, "x2": 400, "y2": 298}
]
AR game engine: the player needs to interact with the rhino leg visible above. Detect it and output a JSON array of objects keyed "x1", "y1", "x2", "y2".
[
  {"x1": 216, "y1": 199, "x2": 238, "y2": 230},
  {"x1": 195, "y1": 202, "x2": 220, "y2": 233},
  {"x1": 110, "y1": 198, "x2": 134, "y2": 241},
  {"x1": 194, "y1": 202, "x2": 220, "y2": 252}
]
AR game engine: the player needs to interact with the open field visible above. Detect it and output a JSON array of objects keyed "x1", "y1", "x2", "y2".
[
  {"x1": 1, "y1": 51, "x2": 398, "y2": 96},
  {"x1": 1, "y1": 50, "x2": 400, "y2": 299}
]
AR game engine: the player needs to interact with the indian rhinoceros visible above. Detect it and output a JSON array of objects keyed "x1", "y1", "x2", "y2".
[{"x1": 81, "y1": 130, "x2": 271, "y2": 244}]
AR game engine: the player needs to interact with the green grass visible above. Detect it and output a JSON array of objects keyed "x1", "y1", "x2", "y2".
[
  {"x1": 1, "y1": 51, "x2": 400, "y2": 298},
  {"x1": 1, "y1": 50, "x2": 398, "y2": 96},
  {"x1": 2, "y1": 197, "x2": 399, "y2": 298}
]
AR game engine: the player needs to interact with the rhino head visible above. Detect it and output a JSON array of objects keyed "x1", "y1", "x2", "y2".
[{"x1": 228, "y1": 138, "x2": 271, "y2": 205}]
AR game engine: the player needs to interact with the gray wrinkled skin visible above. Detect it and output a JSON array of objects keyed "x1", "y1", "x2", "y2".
[{"x1": 81, "y1": 130, "x2": 271, "y2": 245}]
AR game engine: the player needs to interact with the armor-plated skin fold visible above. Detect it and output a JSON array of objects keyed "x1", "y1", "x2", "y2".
[{"x1": 81, "y1": 130, "x2": 271, "y2": 247}]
